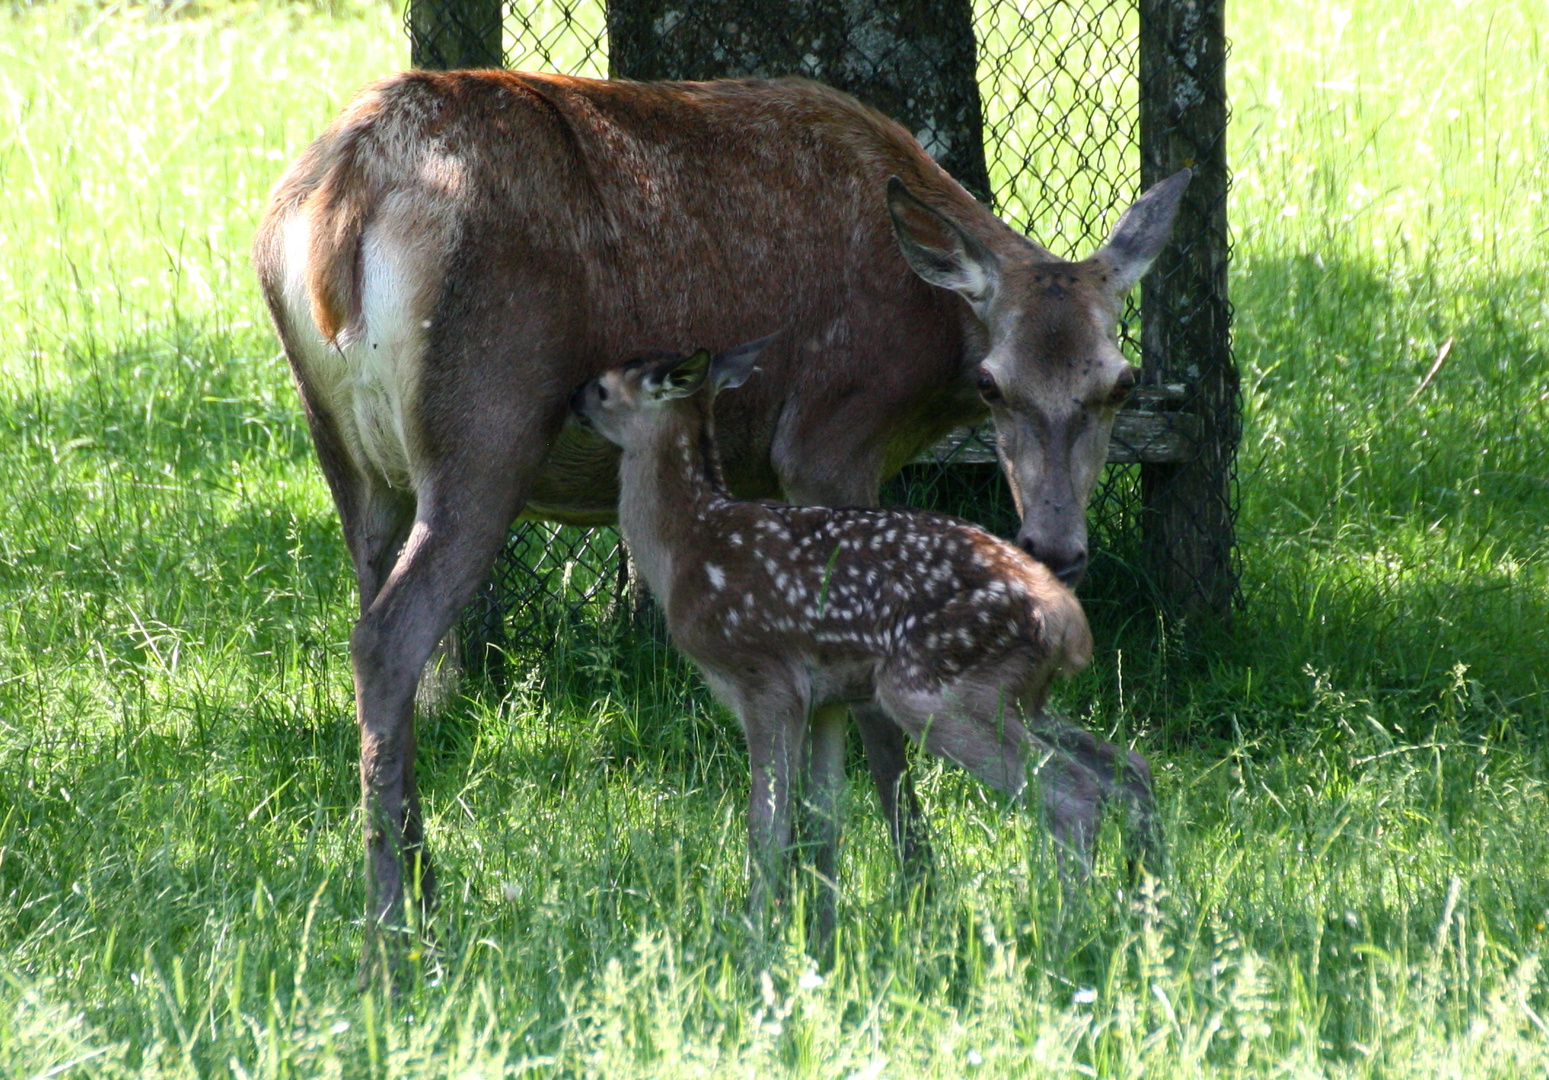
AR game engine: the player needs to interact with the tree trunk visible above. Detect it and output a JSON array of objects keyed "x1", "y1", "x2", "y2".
[
  {"x1": 1138, "y1": 0, "x2": 1237, "y2": 619},
  {"x1": 410, "y1": 0, "x2": 503, "y2": 70},
  {"x1": 607, "y1": 0, "x2": 991, "y2": 203}
]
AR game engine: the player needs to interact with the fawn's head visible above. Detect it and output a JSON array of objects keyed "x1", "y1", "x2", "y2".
[
  {"x1": 888, "y1": 169, "x2": 1191, "y2": 585},
  {"x1": 571, "y1": 337, "x2": 770, "y2": 451}
]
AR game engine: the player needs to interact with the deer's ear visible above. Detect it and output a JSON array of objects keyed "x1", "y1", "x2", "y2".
[
  {"x1": 887, "y1": 176, "x2": 999, "y2": 317},
  {"x1": 644, "y1": 350, "x2": 712, "y2": 400},
  {"x1": 1093, "y1": 168, "x2": 1190, "y2": 295},
  {"x1": 710, "y1": 333, "x2": 776, "y2": 392}
]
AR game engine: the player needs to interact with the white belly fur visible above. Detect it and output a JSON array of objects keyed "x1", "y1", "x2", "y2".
[{"x1": 280, "y1": 213, "x2": 422, "y2": 490}]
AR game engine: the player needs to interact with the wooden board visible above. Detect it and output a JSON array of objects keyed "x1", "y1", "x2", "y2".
[{"x1": 914, "y1": 384, "x2": 1200, "y2": 467}]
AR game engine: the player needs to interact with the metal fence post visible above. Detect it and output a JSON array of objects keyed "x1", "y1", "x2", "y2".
[
  {"x1": 409, "y1": 0, "x2": 503, "y2": 69},
  {"x1": 1138, "y1": 0, "x2": 1238, "y2": 618}
]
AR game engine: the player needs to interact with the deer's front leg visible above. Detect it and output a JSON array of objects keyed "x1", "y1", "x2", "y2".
[
  {"x1": 736, "y1": 681, "x2": 809, "y2": 926},
  {"x1": 803, "y1": 703, "x2": 849, "y2": 954}
]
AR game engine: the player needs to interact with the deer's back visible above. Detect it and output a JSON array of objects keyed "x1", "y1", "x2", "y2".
[{"x1": 254, "y1": 72, "x2": 996, "y2": 513}]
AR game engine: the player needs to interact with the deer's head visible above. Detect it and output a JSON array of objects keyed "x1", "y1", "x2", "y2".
[
  {"x1": 888, "y1": 169, "x2": 1191, "y2": 586},
  {"x1": 570, "y1": 338, "x2": 769, "y2": 450}
]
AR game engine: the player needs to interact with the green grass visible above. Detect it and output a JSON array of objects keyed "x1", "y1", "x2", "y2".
[{"x1": 2, "y1": 0, "x2": 1548, "y2": 1075}]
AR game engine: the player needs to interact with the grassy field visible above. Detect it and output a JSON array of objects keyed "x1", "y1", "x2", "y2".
[{"x1": 2, "y1": 0, "x2": 1547, "y2": 1075}]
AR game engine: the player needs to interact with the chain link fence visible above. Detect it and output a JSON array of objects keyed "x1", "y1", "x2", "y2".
[{"x1": 406, "y1": 0, "x2": 1235, "y2": 678}]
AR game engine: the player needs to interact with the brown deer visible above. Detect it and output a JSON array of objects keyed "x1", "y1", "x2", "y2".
[
  {"x1": 250, "y1": 69, "x2": 1188, "y2": 957},
  {"x1": 571, "y1": 340, "x2": 1157, "y2": 938}
]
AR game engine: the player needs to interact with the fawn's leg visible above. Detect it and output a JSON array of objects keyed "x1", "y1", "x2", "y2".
[
  {"x1": 726, "y1": 674, "x2": 811, "y2": 926},
  {"x1": 803, "y1": 703, "x2": 849, "y2": 955},
  {"x1": 1028, "y1": 714, "x2": 1161, "y2": 875},
  {"x1": 851, "y1": 702, "x2": 934, "y2": 878},
  {"x1": 779, "y1": 474, "x2": 932, "y2": 878},
  {"x1": 874, "y1": 675, "x2": 1105, "y2": 874}
]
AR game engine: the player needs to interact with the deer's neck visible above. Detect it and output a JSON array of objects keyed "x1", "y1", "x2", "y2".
[{"x1": 617, "y1": 401, "x2": 729, "y2": 604}]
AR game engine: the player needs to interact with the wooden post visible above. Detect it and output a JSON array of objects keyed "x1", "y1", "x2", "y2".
[
  {"x1": 606, "y1": 0, "x2": 991, "y2": 203},
  {"x1": 410, "y1": 0, "x2": 503, "y2": 70},
  {"x1": 1138, "y1": 0, "x2": 1237, "y2": 617}
]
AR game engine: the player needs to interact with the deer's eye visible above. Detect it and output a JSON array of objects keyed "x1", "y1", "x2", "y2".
[
  {"x1": 976, "y1": 368, "x2": 1002, "y2": 403},
  {"x1": 596, "y1": 383, "x2": 609, "y2": 402},
  {"x1": 1109, "y1": 366, "x2": 1138, "y2": 405}
]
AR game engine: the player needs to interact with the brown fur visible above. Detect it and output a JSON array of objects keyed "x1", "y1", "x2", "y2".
[
  {"x1": 251, "y1": 70, "x2": 1186, "y2": 961},
  {"x1": 575, "y1": 346, "x2": 1156, "y2": 938}
]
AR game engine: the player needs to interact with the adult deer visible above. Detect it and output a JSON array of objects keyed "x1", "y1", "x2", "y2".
[
  {"x1": 251, "y1": 69, "x2": 1189, "y2": 958},
  {"x1": 572, "y1": 340, "x2": 1157, "y2": 943}
]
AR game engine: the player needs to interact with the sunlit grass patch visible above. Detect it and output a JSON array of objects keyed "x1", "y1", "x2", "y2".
[
  {"x1": 1, "y1": 0, "x2": 1547, "y2": 1075},
  {"x1": 0, "y1": 0, "x2": 402, "y2": 371}
]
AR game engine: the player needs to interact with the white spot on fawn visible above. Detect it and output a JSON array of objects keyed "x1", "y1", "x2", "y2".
[{"x1": 706, "y1": 563, "x2": 726, "y2": 589}]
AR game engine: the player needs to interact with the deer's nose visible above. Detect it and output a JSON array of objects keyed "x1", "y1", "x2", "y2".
[{"x1": 1017, "y1": 536, "x2": 1088, "y2": 588}]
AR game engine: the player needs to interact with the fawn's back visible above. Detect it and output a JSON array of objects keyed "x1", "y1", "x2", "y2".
[{"x1": 669, "y1": 497, "x2": 1090, "y2": 708}]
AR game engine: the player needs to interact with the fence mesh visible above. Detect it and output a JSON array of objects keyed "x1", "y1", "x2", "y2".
[{"x1": 408, "y1": 0, "x2": 1234, "y2": 677}]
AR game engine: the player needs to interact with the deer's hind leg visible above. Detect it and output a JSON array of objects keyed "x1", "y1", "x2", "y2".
[
  {"x1": 873, "y1": 668, "x2": 1105, "y2": 874},
  {"x1": 1028, "y1": 716, "x2": 1160, "y2": 875},
  {"x1": 348, "y1": 277, "x2": 587, "y2": 979},
  {"x1": 286, "y1": 371, "x2": 441, "y2": 926}
]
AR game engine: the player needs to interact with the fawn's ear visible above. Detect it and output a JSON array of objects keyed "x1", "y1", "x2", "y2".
[
  {"x1": 710, "y1": 333, "x2": 776, "y2": 392},
  {"x1": 643, "y1": 350, "x2": 712, "y2": 400}
]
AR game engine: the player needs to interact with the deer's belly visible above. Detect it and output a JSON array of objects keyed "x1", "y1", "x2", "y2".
[
  {"x1": 519, "y1": 422, "x2": 622, "y2": 526},
  {"x1": 521, "y1": 420, "x2": 782, "y2": 528},
  {"x1": 809, "y1": 659, "x2": 879, "y2": 706}
]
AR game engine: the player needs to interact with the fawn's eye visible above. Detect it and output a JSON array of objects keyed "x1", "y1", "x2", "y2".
[
  {"x1": 596, "y1": 383, "x2": 609, "y2": 402},
  {"x1": 976, "y1": 368, "x2": 1002, "y2": 403}
]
